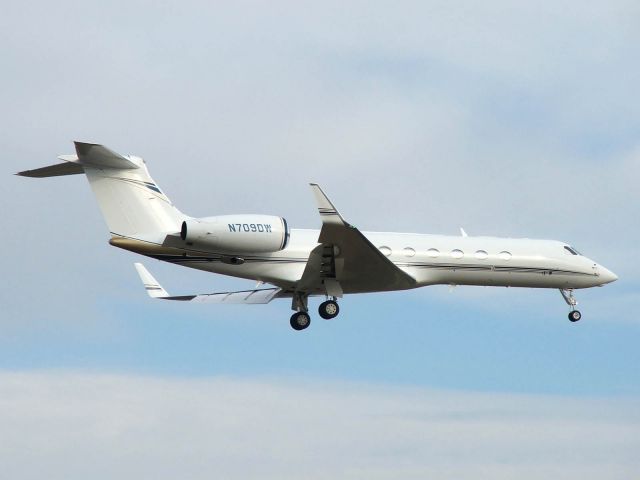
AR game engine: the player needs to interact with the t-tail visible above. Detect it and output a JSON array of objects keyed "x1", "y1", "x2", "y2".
[{"x1": 17, "y1": 142, "x2": 186, "y2": 237}]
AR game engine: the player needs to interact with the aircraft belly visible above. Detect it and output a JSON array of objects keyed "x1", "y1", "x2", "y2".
[
  {"x1": 450, "y1": 271, "x2": 571, "y2": 288},
  {"x1": 109, "y1": 235, "x2": 310, "y2": 288},
  {"x1": 169, "y1": 259, "x2": 307, "y2": 288}
]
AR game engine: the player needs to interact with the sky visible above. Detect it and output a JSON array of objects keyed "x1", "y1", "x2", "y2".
[{"x1": 1, "y1": 1, "x2": 639, "y2": 478}]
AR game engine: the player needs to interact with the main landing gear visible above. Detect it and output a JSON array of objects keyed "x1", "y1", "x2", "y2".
[
  {"x1": 290, "y1": 311, "x2": 311, "y2": 331},
  {"x1": 289, "y1": 293, "x2": 341, "y2": 331},
  {"x1": 560, "y1": 289, "x2": 582, "y2": 322},
  {"x1": 319, "y1": 299, "x2": 340, "y2": 320}
]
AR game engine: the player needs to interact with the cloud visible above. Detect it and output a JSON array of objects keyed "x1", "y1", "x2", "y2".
[
  {"x1": 0, "y1": 371, "x2": 637, "y2": 480},
  {"x1": 4, "y1": 1, "x2": 637, "y2": 233}
]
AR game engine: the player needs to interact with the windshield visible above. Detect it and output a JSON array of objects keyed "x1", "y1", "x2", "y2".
[{"x1": 564, "y1": 246, "x2": 581, "y2": 256}]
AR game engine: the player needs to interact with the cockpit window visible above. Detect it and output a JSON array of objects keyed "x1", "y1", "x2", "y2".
[{"x1": 564, "y1": 246, "x2": 581, "y2": 256}]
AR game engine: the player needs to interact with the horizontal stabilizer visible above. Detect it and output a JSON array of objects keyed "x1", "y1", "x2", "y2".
[
  {"x1": 17, "y1": 141, "x2": 139, "y2": 178},
  {"x1": 134, "y1": 263, "x2": 282, "y2": 304},
  {"x1": 16, "y1": 161, "x2": 84, "y2": 178},
  {"x1": 74, "y1": 141, "x2": 139, "y2": 170}
]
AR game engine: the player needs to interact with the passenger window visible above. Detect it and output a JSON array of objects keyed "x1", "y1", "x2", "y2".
[
  {"x1": 426, "y1": 248, "x2": 440, "y2": 258},
  {"x1": 403, "y1": 247, "x2": 416, "y2": 257},
  {"x1": 451, "y1": 249, "x2": 464, "y2": 259},
  {"x1": 475, "y1": 250, "x2": 488, "y2": 260},
  {"x1": 498, "y1": 251, "x2": 512, "y2": 260},
  {"x1": 379, "y1": 246, "x2": 392, "y2": 256}
]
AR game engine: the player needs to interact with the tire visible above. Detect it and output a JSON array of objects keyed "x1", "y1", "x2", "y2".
[
  {"x1": 290, "y1": 311, "x2": 311, "y2": 330},
  {"x1": 568, "y1": 310, "x2": 582, "y2": 322},
  {"x1": 319, "y1": 300, "x2": 340, "y2": 320}
]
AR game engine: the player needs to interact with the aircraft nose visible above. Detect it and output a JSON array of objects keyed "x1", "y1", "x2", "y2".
[{"x1": 598, "y1": 266, "x2": 618, "y2": 285}]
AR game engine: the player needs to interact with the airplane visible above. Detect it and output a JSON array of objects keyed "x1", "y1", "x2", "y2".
[{"x1": 17, "y1": 142, "x2": 618, "y2": 331}]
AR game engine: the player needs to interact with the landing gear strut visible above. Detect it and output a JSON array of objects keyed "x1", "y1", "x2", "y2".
[
  {"x1": 560, "y1": 289, "x2": 582, "y2": 322},
  {"x1": 290, "y1": 292, "x2": 311, "y2": 331},
  {"x1": 289, "y1": 293, "x2": 342, "y2": 330},
  {"x1": 319, "y1": 299, "x2": 340, "y2": 320}
]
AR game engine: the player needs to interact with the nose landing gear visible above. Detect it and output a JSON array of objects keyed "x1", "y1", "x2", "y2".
[
  {"x1": 568, "y1": 310, "x2": 582, "y2": 322},
  {"x1": 560, "y1": 289, "x2": 582, "y2": 322}
]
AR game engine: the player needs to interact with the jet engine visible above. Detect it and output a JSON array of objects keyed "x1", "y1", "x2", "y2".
[{"x1": 180, "y1": 215, "x2": 289, "y2": 254}]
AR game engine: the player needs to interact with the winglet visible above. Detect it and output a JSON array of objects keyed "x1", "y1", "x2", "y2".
[
  {"x1": 134, "y1": 263, "x2": 169, "y2": 298},
  {"x1": 309, "y1": 183, "x2": 347, "y2": 226}
]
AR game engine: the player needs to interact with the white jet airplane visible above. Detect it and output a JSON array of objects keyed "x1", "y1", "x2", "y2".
[{"x1": 18, "y1": 142, "x2": 618, "y2": 330}]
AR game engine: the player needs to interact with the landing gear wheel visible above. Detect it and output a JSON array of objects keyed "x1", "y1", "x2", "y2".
[
  {"x1": 290, "y1": 311, "x2": 311, "y2": 331},
  {"x1": 319, "y1": 300, "x2": 340, "y2": 320},
  {"x1": 568, "y1": 310, "x2": 582, "y2": 322}
]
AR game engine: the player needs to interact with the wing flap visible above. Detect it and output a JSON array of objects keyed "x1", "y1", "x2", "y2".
[{"x1": 167, "y1": 288, "x2": 282, "y2": 304}]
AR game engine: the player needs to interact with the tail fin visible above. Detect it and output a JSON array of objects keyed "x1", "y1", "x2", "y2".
[{"x1": 17, "y1": 142, "x2": 186, "y2": 236}]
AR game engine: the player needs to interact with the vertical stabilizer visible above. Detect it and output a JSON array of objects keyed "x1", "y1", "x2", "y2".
[{"x1": 17, "y1": 142, "x2": 186, "y2": 236}]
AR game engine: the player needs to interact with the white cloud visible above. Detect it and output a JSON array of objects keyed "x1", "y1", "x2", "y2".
[{"x1": 0, "y1": 371, "x2": 637, "y2": 479}]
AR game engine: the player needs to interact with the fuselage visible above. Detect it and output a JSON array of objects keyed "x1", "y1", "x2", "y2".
[
  {"x1": 111, "y1": 228, "x2": 618, "y2": 293},
  {"x1": 19, "y1": 142, "x2": 619, "y2": 328}
]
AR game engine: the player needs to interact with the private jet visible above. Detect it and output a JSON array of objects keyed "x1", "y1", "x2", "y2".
[{"x1": 18, "y1": 142, "x2": 618, "y2": 330}]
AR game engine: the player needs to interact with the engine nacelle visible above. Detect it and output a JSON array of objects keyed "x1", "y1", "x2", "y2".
[{"x1": 180, "y1": 215, "x2": 289, "y2": 254}]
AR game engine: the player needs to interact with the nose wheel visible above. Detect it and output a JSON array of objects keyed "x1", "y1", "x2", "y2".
[{"x1": 560, "y1": 289, "x2": 582, "y2": 322}]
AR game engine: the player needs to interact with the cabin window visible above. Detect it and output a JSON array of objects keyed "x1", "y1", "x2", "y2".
[
  {"x1": 451, "y1": 249, "x2": 464, "y2": 259},
  {"x1": 475, "y1": 250, "x2": 488, "y2": 260},
  {"x1": 426, "y1": 248, "x2": 440, "y2": 258},
  {"x1": 403, "y1": 247, "x2": 416, "y2": 257},
  {"x1": 498, "y1": 251, "x2": 512, "y2": 260},
  {"x1": 564, "y1": 246, "x2": 580, "y2": 255},
  {"x1": 379, "y1": 246, "x2": 392, "y2": 256}
]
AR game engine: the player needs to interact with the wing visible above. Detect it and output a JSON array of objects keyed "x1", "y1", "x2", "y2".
[
  {"x1": 297, "y1": 185, "x2": 416, "y2": 295},
  {"x1": 134, "y1": 263, "x2": 282, "y2": 304}
]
